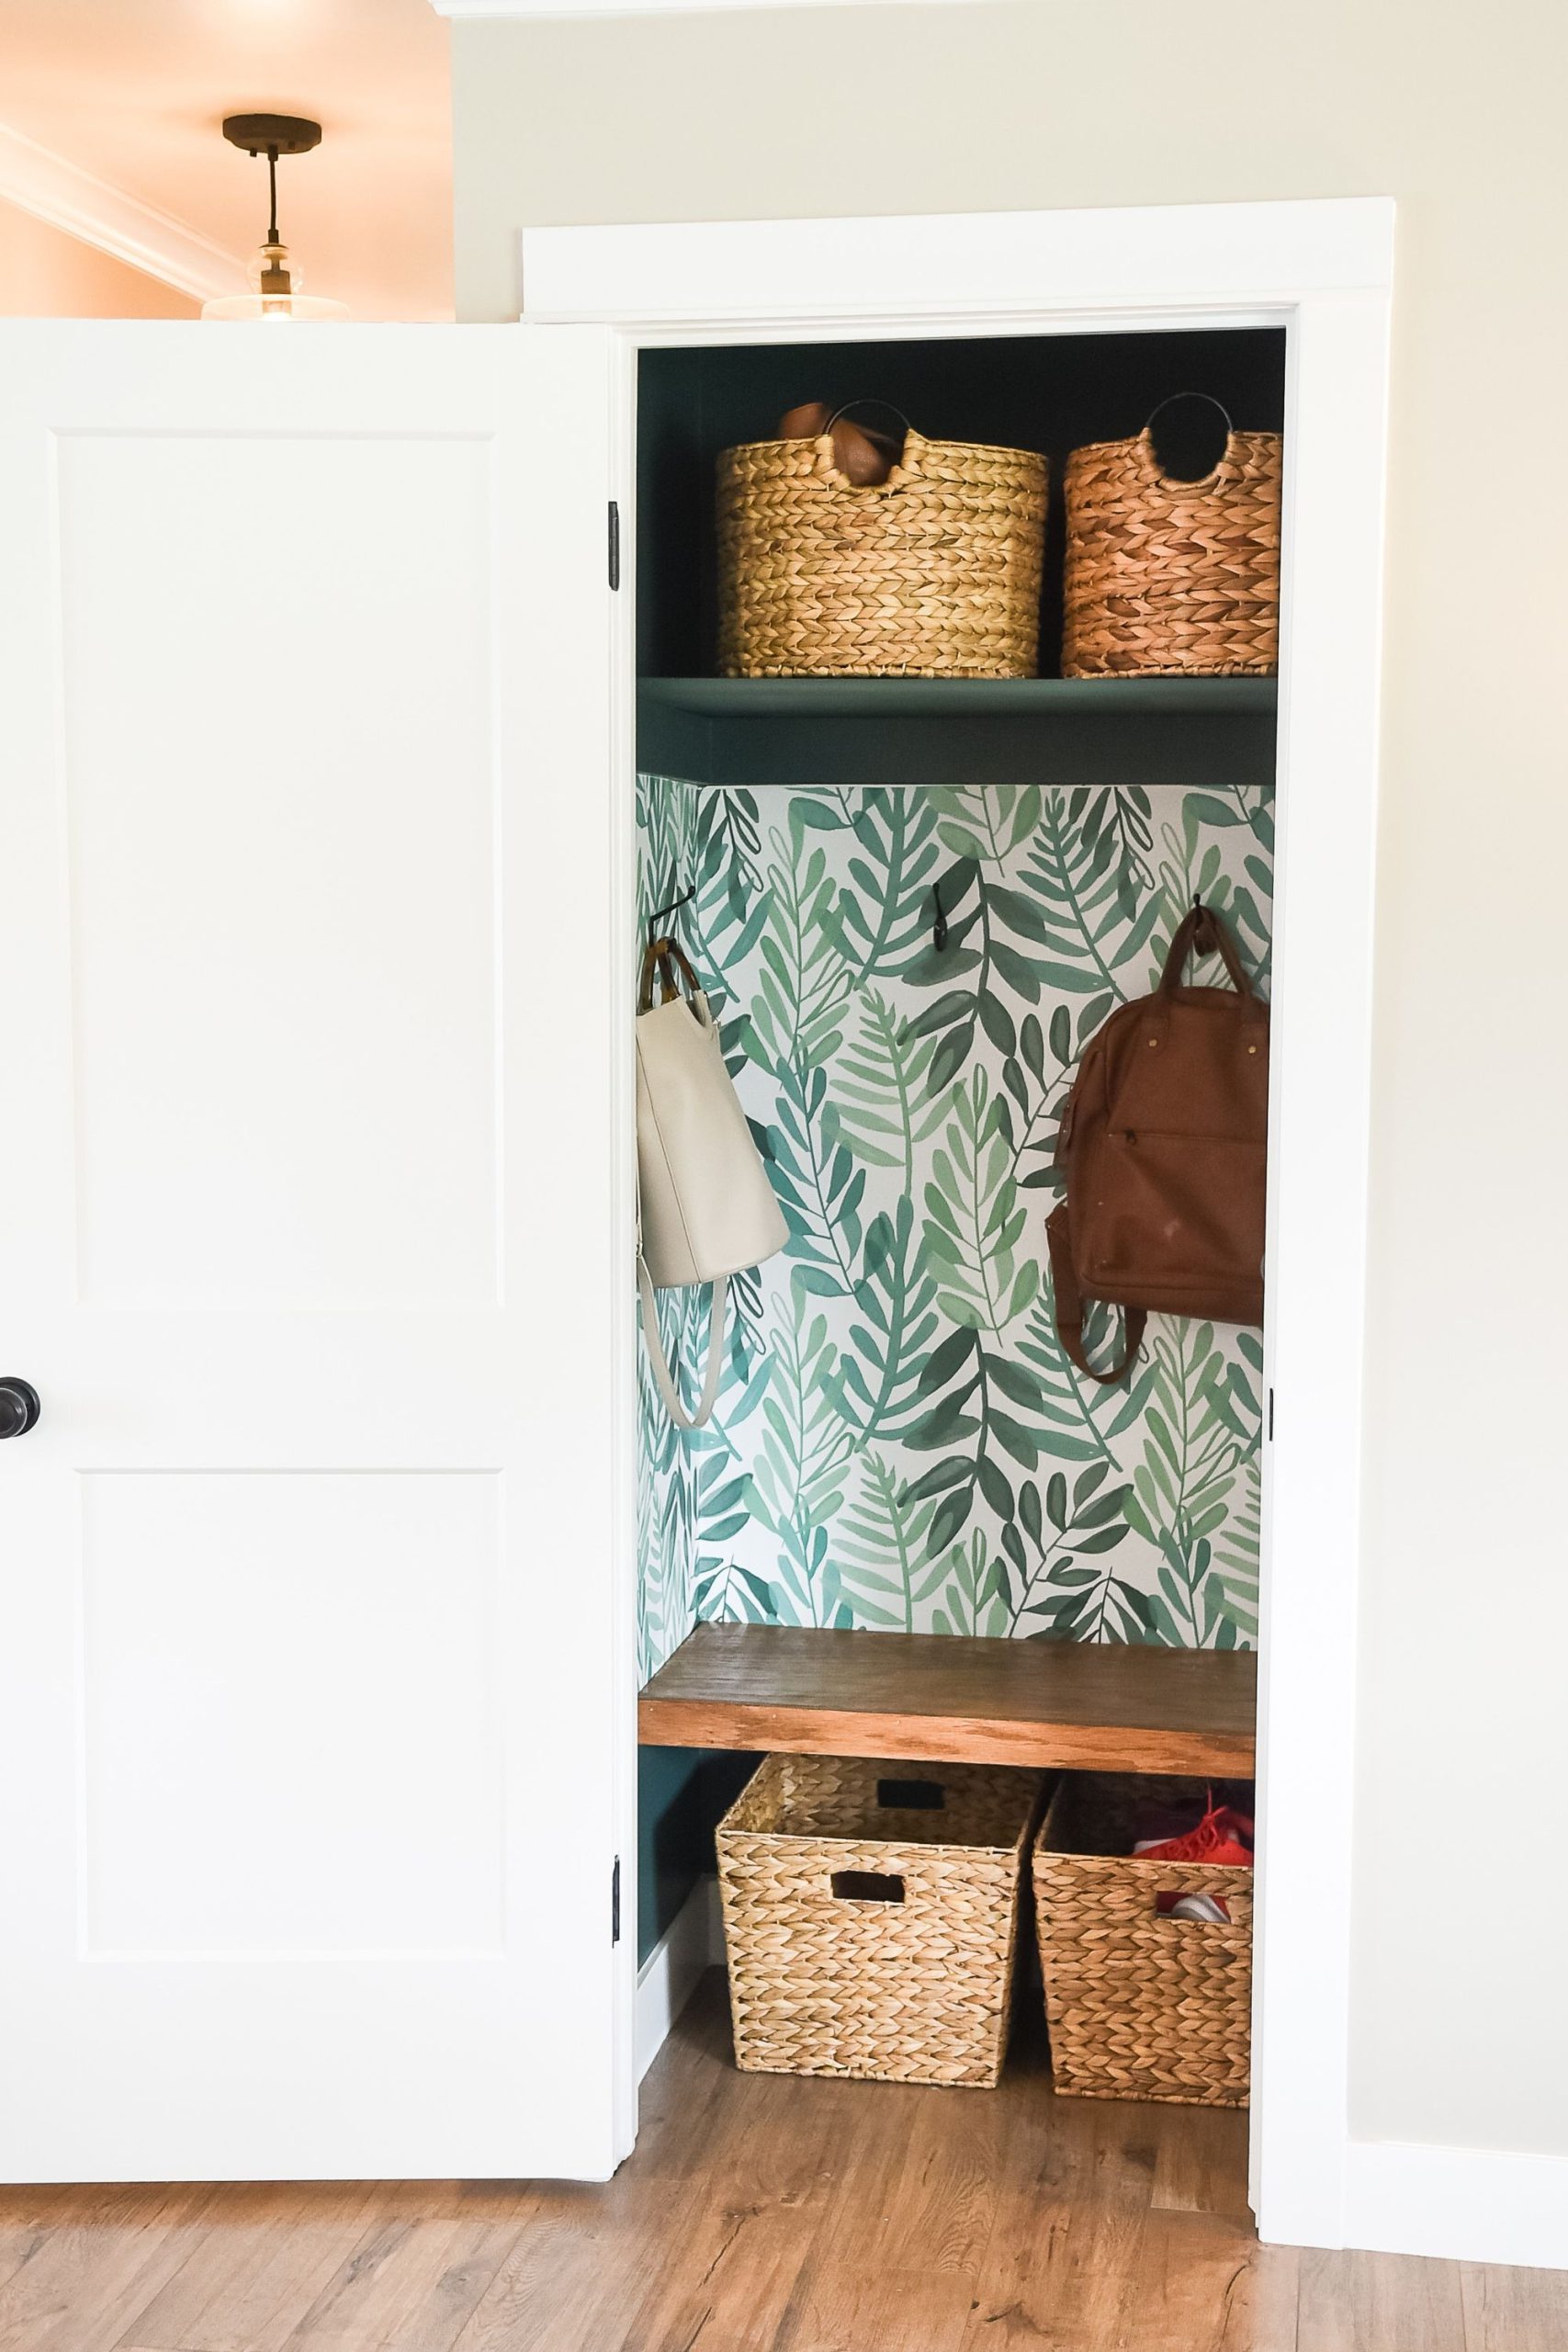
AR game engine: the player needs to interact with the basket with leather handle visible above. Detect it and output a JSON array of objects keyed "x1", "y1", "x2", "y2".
[
  {"x1": 716, "y1": 401, "x2": 1047, "y2": 678},
  {"x1": 1062, "y1": 392, "x2": 1281, "y2": 677},
  {"x1": 1045, "y1": 901, "x2": 1268, "y2": 1384}
]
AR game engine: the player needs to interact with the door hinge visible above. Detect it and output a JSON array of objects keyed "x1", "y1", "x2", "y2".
[
  {"x1": 611, "y1": 1855, "x2": 622, "y2": 1945},
  {"x1": 607, "y1": 500, "x2": 621, "y2": 592},
  {"x1": 1267, "y1": 1387, "x2": 1274, "y2": 1442}
]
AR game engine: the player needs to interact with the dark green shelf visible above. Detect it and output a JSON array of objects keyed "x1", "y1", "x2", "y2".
[
  {"x1": 637, "y1": 675, "x2": 1278, "y2": 792},
  {"x1": 645, "y1": 676, "x2": 1277, "y2": 718}
]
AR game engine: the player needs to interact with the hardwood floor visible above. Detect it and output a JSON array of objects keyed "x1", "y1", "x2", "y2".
[{"x1": 0, "y1": 1974, "x2": 1562, "y2": 2351}]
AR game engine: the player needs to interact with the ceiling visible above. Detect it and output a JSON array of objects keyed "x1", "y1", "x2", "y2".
[{"x1": 0, "y1": 0, "x2": 453, "y2": 320}]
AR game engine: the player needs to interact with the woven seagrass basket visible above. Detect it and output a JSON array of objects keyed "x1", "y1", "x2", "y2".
[
  {"x1": 1033, "y1": 1774, "x2": 1253, "y2": 2108},
  {"x1": 1062, "y1": 395, "x2": 1281, "y2": 677},
  {"x1": 717, "y1": 1752, "x2": 1043, "y2": 2086},
  {"x1": 716, "y1": 410, "x2": 1047, "y2": 678}
]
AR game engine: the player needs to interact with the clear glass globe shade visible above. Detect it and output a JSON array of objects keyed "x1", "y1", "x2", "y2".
[
  {"x1": 201, "y1": 293, "x2": 351, "y2": 322},
  {"x1": 201, "y1": 238, "x2": 348, "y2": 322}
]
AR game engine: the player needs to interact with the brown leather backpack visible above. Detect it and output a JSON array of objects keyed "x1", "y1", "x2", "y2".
[{"x1": 1045, "y1": 902, "x2": 1269, "y2": 1385}]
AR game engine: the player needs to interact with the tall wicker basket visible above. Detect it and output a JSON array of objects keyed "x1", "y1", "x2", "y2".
[
  {"x1": 716, "y1": 1752, "x2": 1043, "y2": 2087},
  {"x1": 716, "y1": 416, "x2": 1047, "y2": 678},
  {"x1": 1062, "y1": 397, "x2": 1281, "y2": 677},
  {"x1": 1033, "y1": 1774, "x2": 1253, "y2": 2107}
]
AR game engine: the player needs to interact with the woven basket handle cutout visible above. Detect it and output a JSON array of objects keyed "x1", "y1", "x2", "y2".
[
  {"x1": 875, "y1": 1776, "x2": 945, "y2": 1811},
  {"x1": 815, "y1": 400, "x2": 919, "y2": 492},
  {"x1": 829, "y1": 1870, "x2": 907, "y2": 1905},
  {"x1": 1139, "y1": 390, "x2": 1237, "y2": 493}
]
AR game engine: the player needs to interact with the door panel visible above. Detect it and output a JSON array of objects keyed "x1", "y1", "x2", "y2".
[
  {"x1": 0, "y1": 322, "x2": 628, "y2": 2182},
  {"x1": 79, "y1": 1470, "x2": 503, "y2": 1956},
  {"x1": 61, "y1": 430, "x2": 499, "y2": 1311}
]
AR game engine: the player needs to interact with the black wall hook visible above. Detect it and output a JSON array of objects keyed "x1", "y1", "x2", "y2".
[
  {"x1": 647, "y1": 884, "x2": 694, "y2": 944},
  {"x1": 931, "y1": 882, "x2": 949, "y2": 952}
]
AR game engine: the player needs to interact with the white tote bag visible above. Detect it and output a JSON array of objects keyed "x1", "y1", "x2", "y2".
[{"x1": 637, "y1": 937, "x2": 788, "y2": 1429}]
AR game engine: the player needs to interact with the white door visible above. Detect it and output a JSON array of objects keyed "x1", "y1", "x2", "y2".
[{"x1": 0, "y1": 322, "x2": 633, "y2": 2182}]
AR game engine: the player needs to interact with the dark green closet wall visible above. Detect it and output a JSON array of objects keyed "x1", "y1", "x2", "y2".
[{"x1": 634, "y1": 330, "x2": 1282, "y2": 1953}]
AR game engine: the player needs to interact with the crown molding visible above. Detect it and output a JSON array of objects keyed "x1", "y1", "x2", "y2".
[{"x1": 0, "y1": 121, "x2": 247, "y2": 304}]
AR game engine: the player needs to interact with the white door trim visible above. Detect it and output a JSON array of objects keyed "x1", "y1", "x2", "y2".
[
  {"x1": 521, "y1": 197, "x2": 1394, "y2": 2247},
  {"x1": 517, "y1": 198, "x2": 1392, "y2": 330}
]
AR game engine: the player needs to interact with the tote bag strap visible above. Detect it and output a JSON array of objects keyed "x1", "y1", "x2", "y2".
[
  {"x1": 638, "y1": 935, "x2": 702, "y2": 1013},
  {"x1": 637, "y1": 1253, "x2": 728, "y2": 1430}
]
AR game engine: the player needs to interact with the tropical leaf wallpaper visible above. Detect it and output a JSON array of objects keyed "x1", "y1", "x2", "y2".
[{"x1": 637, "y1": 775, "x2": 1273, "y2": 1681}]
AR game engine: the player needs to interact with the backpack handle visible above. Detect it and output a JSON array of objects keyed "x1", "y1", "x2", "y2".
[{"x1": 1156, "y1": 902, "x2": 1257, "y2": 1003}]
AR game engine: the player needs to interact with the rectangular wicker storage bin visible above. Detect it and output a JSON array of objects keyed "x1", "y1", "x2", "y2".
[
  {"x1": 716, "y1": 427, "x2": 1047, "y2": 679},
  {"x1": 717, "y1": 1752, "x2": 1042, "y2": 2087},
  {"x1": 1061, "y1": 412, "x2": 1281, "y2": 677},
  {"x1": 1033, "y1": 1774, "x2": 1253, "y2": 2108}
]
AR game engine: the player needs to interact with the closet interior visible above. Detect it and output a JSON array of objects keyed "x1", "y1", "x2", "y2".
[{"x1": 633, "y1": 324, "x2": 1284, "y2": 2074}]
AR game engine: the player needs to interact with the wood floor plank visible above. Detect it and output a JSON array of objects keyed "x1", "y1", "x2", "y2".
[
  {"x1": 0, "y1": 2185, "x2": 186, "y2": 2304},
  {"x1": 114, "y1": 2183, "x2": 433, "y2": 2352},
  {"x1": 451, "y1": 2009, "x2": 752, "y2": 2352},
  {"x1": 1121, "y1": 2209, "x2": 1298, "y2": 2352},
  {"x1": 1149, "y1": 2102, "x2": 1253, "y2": 2222},
  {"x1": 447, "y1": 2185, "x2": 676, "y2": 2352},
  {"x1": 957, "y1": 2086, "x2": 1160, "y2": 2348},
  {"x1": 1297, "y1": 2247, "x2": 1467, "y2": 2350},
  {"x1": 776, "y1": 2067, "x2": 1010, "y2": 2352},
  {"x1": 1461, "y1": 2258, "x2": 1568, "y2": 2352},
  {"x1": 271, "y1": 2211, "x2": 524, "y2": 2352},
  {"x1": 960, "y1": 2198, "x2": 1149, "y2": 2350},
  {"x1": 8, "y1": 1985, "x2": 1568, "y2": 2352},
  {"x1": 0, "y1": 2185, "x2": 220, "y2": 2352},
  {"x1": 606, "y1": 2054, "x2": 845, "y2": 2351}
]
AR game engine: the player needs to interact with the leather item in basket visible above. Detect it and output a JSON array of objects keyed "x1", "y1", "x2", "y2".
[{"x1": 777, "y1": 400, "x2": 900, "y2": 486}]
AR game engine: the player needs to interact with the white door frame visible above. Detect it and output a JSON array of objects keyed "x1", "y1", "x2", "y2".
[{"x1": 522, "y1": 198, "x2": 1393, "y2": 2245}]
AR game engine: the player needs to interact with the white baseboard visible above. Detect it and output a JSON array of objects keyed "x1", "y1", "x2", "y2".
[
  {"x1": 636, "y1": 1873, "x2": 725, "y2": 2083},
  {"x1": 1343, "y1": 2137, "x2": 1568, "y2": 2272}
]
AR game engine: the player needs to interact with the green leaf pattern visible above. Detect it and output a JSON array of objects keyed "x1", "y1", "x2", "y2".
[{"x1": 637, "y1": 775, "x2": 1271, "y2": 1678}]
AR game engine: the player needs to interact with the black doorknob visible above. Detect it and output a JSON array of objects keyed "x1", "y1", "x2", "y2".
[{"x1": 0, "y1": 1379, "x2": 40, "y2": 1439}]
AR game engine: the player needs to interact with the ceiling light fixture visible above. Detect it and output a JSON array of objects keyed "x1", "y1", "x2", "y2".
[{"x1": 202, "y1": 114, "x2": 348, "y2": 322}]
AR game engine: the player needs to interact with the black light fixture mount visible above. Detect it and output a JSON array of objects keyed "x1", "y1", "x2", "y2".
[
  {"x1": 205, "y1": 113, "x2": 345, "y2": 322},
  {"x1": 222, "y1": 113, "x2": 323, "y2": 156}
]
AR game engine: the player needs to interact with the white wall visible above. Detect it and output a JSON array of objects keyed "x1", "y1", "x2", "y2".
[{"x1": 452, "y1": 0, "x2": 1568, "y2": 2165}]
